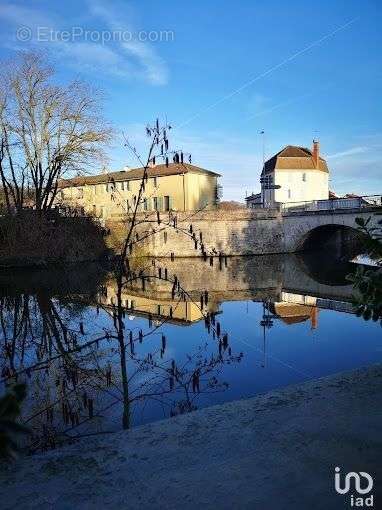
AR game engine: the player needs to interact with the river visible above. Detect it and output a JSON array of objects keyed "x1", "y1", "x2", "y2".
[{"x1": 0, "y1": 252, "x2": 380, "y2": 453}]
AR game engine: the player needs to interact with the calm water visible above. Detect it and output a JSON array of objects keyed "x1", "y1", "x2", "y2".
[{"x1": 0, "y1": 253, "x2": 381, "y2": 452}]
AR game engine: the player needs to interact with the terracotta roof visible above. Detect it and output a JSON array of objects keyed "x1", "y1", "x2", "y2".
[
  {"x1": 58, "y1": 163, "x2": 221, "y2": 189},
  {"x1": 262, "y1": 145, "x2": 329, "y2": 174},
  {"x1": 274, "y1": 302, "x2": 315, "y2": 325}
]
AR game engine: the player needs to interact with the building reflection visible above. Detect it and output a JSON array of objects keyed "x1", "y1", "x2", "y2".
[
  {"x1": 97, "y1": 282, "x2": 217, "y2": 325},
  {"x1": 94, "y1": 253, "x2": 356, "y2": 329},
  {"x1": 271, "y1": 302, "x2": 318, "y2": 328}
]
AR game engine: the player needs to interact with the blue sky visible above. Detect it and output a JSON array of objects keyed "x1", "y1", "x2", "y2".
[{"x1": 0, "y1": 0, "x2": 381, "y2": 200}]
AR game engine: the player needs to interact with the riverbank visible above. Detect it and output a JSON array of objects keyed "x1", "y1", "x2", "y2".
[
  {"x1": 1, "y1": 364, "x2": 381, "y2": 509},
  {"x1": 0, "y1": 213, "x2": 108, "y2": 268}
]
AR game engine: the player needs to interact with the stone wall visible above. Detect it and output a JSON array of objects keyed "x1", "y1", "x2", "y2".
[
  {"x1": 106, "y1": 207, "x2": 381, "y2": 257},
  {"x1": 107, "y1": 209, "x2": 285, "y2": 257}
]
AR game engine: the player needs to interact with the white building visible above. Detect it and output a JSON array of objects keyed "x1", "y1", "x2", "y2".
[{"x1": 259, "y1": 141, "x2": 329, "y2": 208}]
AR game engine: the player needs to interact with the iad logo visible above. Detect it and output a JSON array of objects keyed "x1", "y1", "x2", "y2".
[{"x1": 334, "y1": 467, "x2": 374, "y2": 507}]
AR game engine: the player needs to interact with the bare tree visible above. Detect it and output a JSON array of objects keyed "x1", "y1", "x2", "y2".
[
  {"x1": 0, "y1": 51, "x2": 113, "y2": 213},
  {"x1": 0, "y1": 119, "x2": 239, "y2": 453}
]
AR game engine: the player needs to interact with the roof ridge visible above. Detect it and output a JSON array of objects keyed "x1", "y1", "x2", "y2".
[{"x1": 58, "y1": 162, "x2": 221, "y2": 188}]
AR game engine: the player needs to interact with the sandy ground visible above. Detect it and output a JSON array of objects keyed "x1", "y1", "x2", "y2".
[{"x1": 1, "y1": 364, "x2": 381, "y2": 510}]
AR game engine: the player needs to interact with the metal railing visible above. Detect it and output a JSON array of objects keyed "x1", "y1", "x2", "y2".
[
  {"x1": 280, "y1": 195, "x2": 382, "y2": 213},
  {"x1": 316, "y1": 298, "x2": 355, "y2": 314}
]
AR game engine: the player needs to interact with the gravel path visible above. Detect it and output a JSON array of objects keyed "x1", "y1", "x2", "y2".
[{"x1": 1, "y1": 364, "x2": 381, "y2": 509}]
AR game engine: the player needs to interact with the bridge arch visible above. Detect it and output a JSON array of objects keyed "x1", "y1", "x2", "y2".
[{"x1": 295, "y1": 223, "x2": 366, "y2": 259}]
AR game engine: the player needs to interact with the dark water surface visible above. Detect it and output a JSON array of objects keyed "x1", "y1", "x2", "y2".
[{"x1": 0, "y1": 253, "x2": 381, "y2": 452}]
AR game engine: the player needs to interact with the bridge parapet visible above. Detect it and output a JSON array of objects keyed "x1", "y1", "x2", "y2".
[{"x1": 281, "y1": 195, "x2": 382, "y2": 215}]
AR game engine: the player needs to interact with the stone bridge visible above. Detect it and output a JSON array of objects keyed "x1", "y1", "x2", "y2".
[
  {"x1": 107, "y1": 203, "x2": 382, "y2": 257},
  {"x1": 282, "y1": 207, "x2": 380, "y2": 254}
]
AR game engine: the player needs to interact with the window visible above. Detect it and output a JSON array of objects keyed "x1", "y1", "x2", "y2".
[
  {"x1": 92, "y1": 205, "x2": 96, "y2": 216},
  {"x1": 77, "y1": 188, "x2": 83, "y2": 199},
  {"x1": 105, "y1": 183, "x2": 109, "y2": 192},
  {"x1": 126, "y1": 180, "x2": 130, "y2": 190},
  {"x1": 261, "y1": 175, "x2": 273, "y2": 187},
  {"x1": 164, "y1": 196, "x2": 170, "y2": 211},
  {"x1": 153, "y1": 177, "x2": 158, "y2": 188},
  {"x1": 153, "y1": 197, "x2": 163, "y2": 211},
  {"x1": 120, "y1": 181, "x2": 124, "y2": 191},
  {"x1": 287, "y1": 189, "x2": 291, "y2": 199},
  {"x1": 302, "y1": 173, "x2": 306, "y2": 182},
  {"x1": 143, "y1": 198, "x2": 148, "y2": 211}
]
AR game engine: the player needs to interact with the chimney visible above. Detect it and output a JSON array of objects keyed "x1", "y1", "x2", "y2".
[
  {"x1": 310, "y1": 307, "x2": 318, "y2": 330},
  {"x1": 312, "y1": 140, "x2": 319, "y2": 168}
]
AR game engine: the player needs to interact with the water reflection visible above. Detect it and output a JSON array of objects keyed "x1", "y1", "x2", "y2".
[{"x1": 0, "y1": 254, "x2": 380, "y2": 454}]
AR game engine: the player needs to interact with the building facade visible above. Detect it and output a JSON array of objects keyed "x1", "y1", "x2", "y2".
[
  {"x1": 260, "y1": 141, "x2": 329, "y2": 208},
  {"x1": 245, "y1": 192, "x2": 262, "y2": 209},
  {"x1": 57, "y1": 163, "x2": 221, "y2": 218}
]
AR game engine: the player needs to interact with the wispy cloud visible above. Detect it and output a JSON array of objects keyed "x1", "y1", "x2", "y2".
[
  {"x1": 88, "y1": 0, "x2": 168, "y2": 85},
  {"x1": 247, "y1": 86, "x2": 331, "y2": 120},
  {"x1": 327, "y1": 146, "x2": 368, "y2": 159},
  {"x1": 328, "y1": 137, "x2": 382, "y2": 195},
  {"x1": 0, "y1": 0, "x2": 169, "y2": 85}
]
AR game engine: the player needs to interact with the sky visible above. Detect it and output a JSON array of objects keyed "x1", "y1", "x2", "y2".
[{"x1": 0, "y1": 0, "x2": 381, "y2": 200}]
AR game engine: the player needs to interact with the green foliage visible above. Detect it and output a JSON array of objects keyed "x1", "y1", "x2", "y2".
[
  {"x1": 354, "y1": 215, "x2": 382, "y2": 260},
  {"x1": 0, "y1": 384, "x2": 29, "y2": 459},
  {"x1": 348, "y1": 215, "x2": 382, "y2": 324}
]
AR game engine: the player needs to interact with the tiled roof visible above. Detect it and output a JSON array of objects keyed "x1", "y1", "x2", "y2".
[
  {"x1": 274, "y1": 302, "x2": 315, "y2": 325},
  {"x1": 262, "y1": 145, "x2": 329, "y2": 174},
  {"x1": 58, "y1": 163, "x2": 221, "y2": 188}
]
